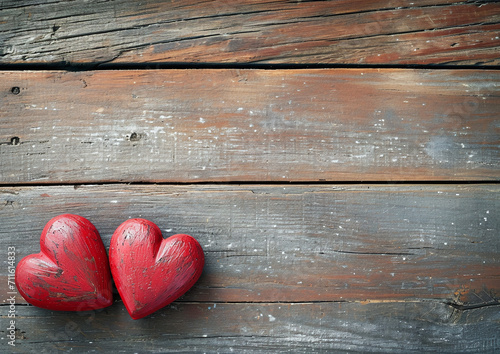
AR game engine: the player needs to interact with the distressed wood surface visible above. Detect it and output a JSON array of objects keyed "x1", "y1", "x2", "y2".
[
  {"x1": 1, "y1": 1, "x2": 500, "y2": 66},
  {"x1": 1, "y1": 184, "x2": 498, "y2": 305},
  {"x1": 1, "y1": 2, "x2": 499, "y2": 352},
  {"x1": 5, "y1": 302, "x2": 500, "y2": 353},
  {"x1": 1, "y1": 184, "x2": 498, "y2": 352},
  {"x1": 1, "y1": 69, "x2": 499, "y2": 183}
]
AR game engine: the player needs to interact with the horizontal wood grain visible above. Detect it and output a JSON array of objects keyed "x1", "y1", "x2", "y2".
[
  {"x1": 1, "y1": 1, "x2": 499, "y2": 65},
  {"x1": 1, "y1": 69, "x2": 499, "y2": 183},
  {"x1": 1, "y1": 184, "x2": 498, "y2": 305},
  {"x1": 3, "y1": 2, "x2": 500, "y2": 351},
  {"x1": 4, "y1": 301, "x2": 500, "y2": 353}
]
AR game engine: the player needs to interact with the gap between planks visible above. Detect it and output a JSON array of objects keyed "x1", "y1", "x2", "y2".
[
  {"x1": 1, "y1": 181, "x2": 499, "y2": 188},
  {"x1": 4, "y1": 299, "x2": 498, "y2": 312},
  {"x1": 1, "y1": 63, "x2": 500, "y2": 71}
]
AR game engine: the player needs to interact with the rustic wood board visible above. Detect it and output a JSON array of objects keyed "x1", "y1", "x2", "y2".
[
  {"x1": 1, "y1": 184, "x2": 499, "y2": 352},
  {"x1": 1, "y1": 1, "x2": 499, "y2": 65},
  {"x1": 1, "y1": 69, "x2": 499, "y2": 183},
  {"x1": 6, "y1": 302, "x2": 500, "y2": 353},
  {"x1": 1, "y1": 184, "x2": 498, "y2": 305}
]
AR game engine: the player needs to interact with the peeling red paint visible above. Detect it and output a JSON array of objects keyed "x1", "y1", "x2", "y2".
[
  {"x1": 15, "y1": 214, "x2": 113, "y2": 311},
  {"x1": 109, "y1": 218, "x2": 204, "y2": 320}
]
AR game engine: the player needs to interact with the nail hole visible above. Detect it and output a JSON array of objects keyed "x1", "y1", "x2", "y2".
[
  {"x1": 450, "y1": 43, "x2": 458, "y2": 47},
  {"x1": 10, "y1": 137, "x2": 20, "y2": 145},
  {"x1": 129, "y1": 132, "x2": 140, "y2": 141},
  {"x1": 11, "y1": 87, "x2": 20, "y2": 95}
]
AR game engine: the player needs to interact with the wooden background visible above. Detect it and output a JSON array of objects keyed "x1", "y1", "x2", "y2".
[{"x1": 1, "y1": 1, "x2": 499, "y2": 352}]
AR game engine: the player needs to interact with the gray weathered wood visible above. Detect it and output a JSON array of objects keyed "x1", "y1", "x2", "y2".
[
  {"x1": 1, "y1": 1, "x2": 499, "y2": 65},
  {"x1": 1, "y1": 69, "x2": 499, "y2": 183},
  {"x1": 4, "y1": 301, "x2": 500, "y2": 353},
  {"x1": 1, "y1": 184, "x2": 498, "y2": 305}
]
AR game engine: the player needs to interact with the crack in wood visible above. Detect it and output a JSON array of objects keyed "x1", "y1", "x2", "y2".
[{"x1": 4, "y1": 299, "x2": 498, "y2": 311}]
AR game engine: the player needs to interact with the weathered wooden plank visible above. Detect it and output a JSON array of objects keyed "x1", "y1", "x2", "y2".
[
  {"x1": 3, "y1": 301, "x2": 500, "y2": 353},
  {"x1": 1, "y1": 184, "x2": 498, "y2": 305},
  {"x1": 1, "y1": 69, "x2": 499, "y2": 183},
  {"x1": 1, "y1": 1, "x2": 499, "y2": 65}
]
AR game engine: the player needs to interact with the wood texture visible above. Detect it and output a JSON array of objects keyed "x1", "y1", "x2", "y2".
[
  {"x1": 1, "y1": 1, "x2": 500, "y2": 65},
  {"x1": 1, "y1": 184, "x2": 498, "y2": 305},
  {"x1": 109, "y1": 219, "x2": 205, "y2": 319},
  {"x1": 1, "y1": 69, "x2": 499, "y2": 183},
  {"x1": 6, "y1": 302, "x2": 500, "y2": 353},
  {"x1": 2, "y1": 2, "x2": 499, "y2": 352},
  {"x1": 1, "y1": 184, "x2": 498, "y2": 352},
  {"x1": 14, "y1": 214, "x2": 113, "y2": 311}
]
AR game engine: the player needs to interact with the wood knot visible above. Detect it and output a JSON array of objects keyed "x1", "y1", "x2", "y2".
[{"x1": 129, "y1": 132, "x2": 141, "y2": 142}]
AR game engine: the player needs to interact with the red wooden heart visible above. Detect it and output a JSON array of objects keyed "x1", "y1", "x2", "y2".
[
  {"x1": 15, "y1": 214, "x2": 113, "y2": 311},
  {"x1": 109, "y1": 219, "x2": 204, "y2": 319}
]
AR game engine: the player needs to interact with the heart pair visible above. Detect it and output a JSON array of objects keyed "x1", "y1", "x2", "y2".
[{"x1": 15, "y1": 214, "x2": 204, "y2": 320}]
